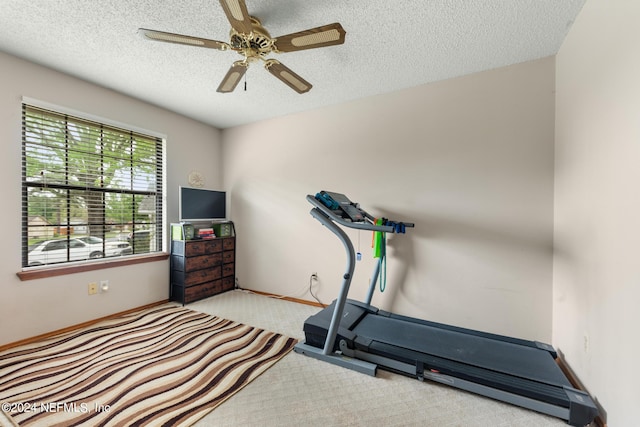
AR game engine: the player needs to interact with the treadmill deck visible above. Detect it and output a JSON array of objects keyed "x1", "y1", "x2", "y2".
[{"x1": 355, "y1": 314, "x2": 571, "y2": 388}]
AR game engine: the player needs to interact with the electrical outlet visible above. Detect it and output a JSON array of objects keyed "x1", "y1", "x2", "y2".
[
  {"x1": 100, "y1": 280, "x2": 109, "y2": 293},
  {"x1": 311, "y1": 272, "x2": 318, "y2": 281},
  {"x1": 88, "y1": 282, "x2": 98, "y2": 295}
]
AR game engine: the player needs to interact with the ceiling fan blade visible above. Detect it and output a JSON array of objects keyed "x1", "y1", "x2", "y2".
[
  {"x1": 264, "y1": 60, "x2": 312, "y2": 94},
  {"x1": 217, "y1": 61, "x2": 248, "y2": 93},
  {"x1": 138, "y1": 28, "x2": 229, "y2": 50},
  {"x1": 219, "y1": 0, "x2": 253, "y2": 35},
  {"x1": 274, "y1": 23, "x2": 346, "y2": 53}
]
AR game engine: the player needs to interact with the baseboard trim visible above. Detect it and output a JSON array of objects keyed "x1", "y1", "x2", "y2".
[
  {"x1": 238, "y1": 288, "x2": 325, "y2": 308},
  {"x1": 0, "y1": 300, "x2": 169, "y2": 352},
  {"x1": 556, "y1": 353, "x2": 607, "y2": 427}
]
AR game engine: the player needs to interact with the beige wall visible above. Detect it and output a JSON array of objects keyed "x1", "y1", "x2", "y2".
[
  {"x1": 223, "y1": 56, "x2": 556, "y2": 341},
  {"x1": 2, "y1": 3, "x2": 633, "y2": 419},
  {"x1": 554, "y1": 1, "x2": 640, "y2": 424},
  {"x1": 0, "y1": 52, "x2": 223, "y2": 345}
]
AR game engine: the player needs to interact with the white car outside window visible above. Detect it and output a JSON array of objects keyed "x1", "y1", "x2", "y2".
[{"x1": 28, "y1": 237, "x2": 132, "y2": 266}]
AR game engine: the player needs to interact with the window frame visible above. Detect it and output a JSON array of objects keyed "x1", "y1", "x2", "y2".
[{"x1": 19, "y1": 99, "x2": 167, "y2": 278}]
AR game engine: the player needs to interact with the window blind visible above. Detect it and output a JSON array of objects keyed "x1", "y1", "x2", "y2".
[{"x1": 21, "y1": 104, "x2": 164, "y2": 267}]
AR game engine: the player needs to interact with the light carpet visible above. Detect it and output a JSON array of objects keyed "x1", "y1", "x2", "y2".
[
  {"x1": 190, "y1": 290, "x2": 572, "y2": 427},
  {"x1": 0, "y1": 304, "x2": 296, "y2": 426}
]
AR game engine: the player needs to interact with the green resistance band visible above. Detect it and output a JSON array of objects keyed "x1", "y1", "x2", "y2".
[{"x1": 373, "y1": 218, "x2": 387, "y2": 292}]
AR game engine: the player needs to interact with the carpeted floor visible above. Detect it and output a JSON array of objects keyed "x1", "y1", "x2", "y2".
[
  {"x1": 188, "y1": 290, "x2": 570, "y2": 427},
  {"x1": 0, "y1": 290, "x2": 577, "y2": 427},
  {"x1": 0, "y1": 304, "x2": 295, "y2": 427}
]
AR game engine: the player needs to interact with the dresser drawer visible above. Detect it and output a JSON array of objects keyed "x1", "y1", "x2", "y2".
[
  {"x1": 172, "y1": 279, "x2": 223, "y2": 304},
  {"x1": 172, "y1": 266, "x2": 222, "y2": 286},
  {"x1": 222, "y1": 263, "x2": 235, "y2": 278},
  {"x1": 185, "y1": 253, "x2": 222, "y2": 271},
  {"x1": 222, "y1": 250, "x2": 235, "y2": 263},
  {"x1": 185, "y1": 239, "x2": 223, "y2": 256},
  {"x1": 221, "y1": 276, "x2": 235, "y2": 290},
  {"x1": 172, "y1": 240, "x2": 222, "y2": 256},
  {"x1": 172, "y1": 253, "x2": 222, "y2": 272},
  {"x1": 222, "y1": 237, "x2": 235, "y2": 251}
]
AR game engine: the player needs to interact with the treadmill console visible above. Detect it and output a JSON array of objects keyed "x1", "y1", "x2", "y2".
[{"x1": 316, "y1": 191, "x2": 365, "y2": 222}]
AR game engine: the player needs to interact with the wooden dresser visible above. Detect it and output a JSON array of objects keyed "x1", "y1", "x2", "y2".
[{"x1": 170, "y1": 236, "x2": 235, "y2": 305}]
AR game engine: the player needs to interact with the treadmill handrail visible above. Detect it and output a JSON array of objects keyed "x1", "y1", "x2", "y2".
[{"x1": 306, "y1": 194, "x2": 414, "y2": 232}]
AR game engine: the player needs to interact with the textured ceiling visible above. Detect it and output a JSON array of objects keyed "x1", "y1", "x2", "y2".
[{"x1": 0, "y1": 0, "x2": 585, "y2": 129}]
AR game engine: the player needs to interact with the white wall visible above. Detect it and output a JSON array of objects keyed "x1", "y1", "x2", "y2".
[
  {"x1": 554, "y1": 1, "x2": 640, "y2": 424},
  {"x1": 0, "y1": 52, "x2": 223, "y2": 346},
  {"x1": 223, "y1": 57, "x2": 556, "y2": 341}
]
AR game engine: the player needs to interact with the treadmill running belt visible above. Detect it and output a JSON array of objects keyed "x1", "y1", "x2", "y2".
[{"x1": 355, "y1": 315, "x2": 572, "y2": 388}]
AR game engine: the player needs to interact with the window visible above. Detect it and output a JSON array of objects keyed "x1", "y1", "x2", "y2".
[{"x1": 22, "y1": 103, "x2": 164, "y2": 268}]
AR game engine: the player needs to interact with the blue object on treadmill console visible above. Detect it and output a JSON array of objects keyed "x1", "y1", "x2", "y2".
[{"x1": 315, "y1": 192, "x2": 340, "y2": 210}]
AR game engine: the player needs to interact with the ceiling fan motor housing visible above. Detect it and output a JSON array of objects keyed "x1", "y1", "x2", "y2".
[{"x1": 229, "y1": 17, "x2": 273, "y2": 59}]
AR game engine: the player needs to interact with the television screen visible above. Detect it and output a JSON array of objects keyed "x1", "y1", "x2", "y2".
[{"x1": 179, "y1": 186, "x2": 226, "y2": 221}]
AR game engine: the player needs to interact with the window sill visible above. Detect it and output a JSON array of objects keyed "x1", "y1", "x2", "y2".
[{"x1": 16, "y1": 253, "x2": 169, "y2": 281}]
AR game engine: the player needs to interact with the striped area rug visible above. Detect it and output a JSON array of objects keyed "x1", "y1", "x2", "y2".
[{"x1": 0, "y1": 305, "x2": 297, "y2": 426}]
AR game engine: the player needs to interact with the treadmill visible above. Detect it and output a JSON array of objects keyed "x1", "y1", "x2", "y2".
[{"x1": 294, "y1": 191, "x2": 598, "y2": 426}]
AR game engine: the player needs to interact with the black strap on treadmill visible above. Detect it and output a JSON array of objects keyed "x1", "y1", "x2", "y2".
[{"x1": 416, "y1": 361, "x2": 425, "y2": 381}]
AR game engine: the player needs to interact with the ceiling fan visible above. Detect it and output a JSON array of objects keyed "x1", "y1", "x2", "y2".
[{"x1": 138, "y1": 0, "x2": 346, "y2": 94}]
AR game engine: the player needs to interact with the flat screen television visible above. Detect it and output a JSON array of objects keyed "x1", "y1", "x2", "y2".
[{"x1": 179, "y1": 186, "x2": 227, "y2": 222}]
